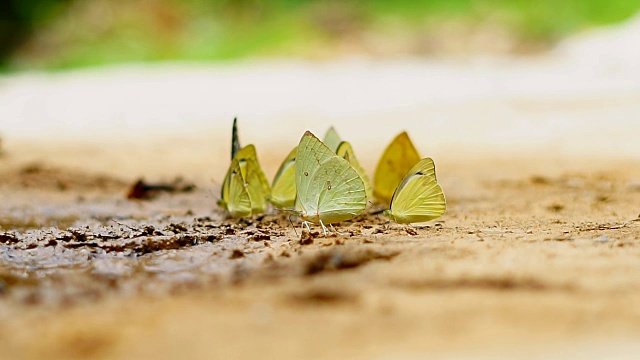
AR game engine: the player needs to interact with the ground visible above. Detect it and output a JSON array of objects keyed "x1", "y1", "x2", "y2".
[
  {"x1": 2, "y1": 18, "x2": 640, "y2": 359},
  {"x1": 1, "y1": 147, "x2": 640, "y2": 359}
]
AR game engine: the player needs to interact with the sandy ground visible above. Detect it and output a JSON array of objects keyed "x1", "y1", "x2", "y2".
[
  {"x1": 1, "y1": 153, "x2": 640, "y2": 360},
  {"x1": 2, "y1": 16, "x2": 640, "y2": 360}
]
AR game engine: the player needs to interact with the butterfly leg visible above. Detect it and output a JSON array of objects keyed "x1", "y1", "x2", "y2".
[
  {"x1": 302, "y1": 221, "x2": 311, "y2": 233},
  {"x1": 329, "y1": 224, "x2": 342, "y2": 235},
  {"x1": 319, "y1": 220, "x2": 328, "y2": 236}
]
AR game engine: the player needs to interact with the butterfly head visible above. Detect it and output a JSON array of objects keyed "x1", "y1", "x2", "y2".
[{"x1": 217, "y1": 198, "x2": 226, "y2": 208}]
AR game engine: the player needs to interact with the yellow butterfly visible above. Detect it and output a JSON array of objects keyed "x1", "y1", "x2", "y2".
[
  {"x1": 373, "y1": 131, "x2": 421, "y2": 208},
  {"x1": 220, "y1": 157, "x2": 252, "y2": 217},
  {"x1": 219, "y1": 145, "x2": 271, "y2": 216},
  {"x1": 219, "y1": 117, "x2": 245, "y2": 209},
  {"x1": 384, "y1": 158, "x2": 446, "y2": 224},
  {"x1": 295, "y1": 131, "x2": 366, "y2": 233},
  {"x1": 270, "y1": 127, "x2": 366, "y2": 209},
  {"x1": 335, "y1": 141, "x2": 373, "y2": 201},
  {"x1": 270, "y1": 146, "x2": 297, "y2": 209}
]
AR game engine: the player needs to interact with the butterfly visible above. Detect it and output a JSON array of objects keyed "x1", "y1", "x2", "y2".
[
  {"x1": 270, "y1": 146, "x2": 297, "y2": 209},
  {"x1": 335, "y1": 141, "x2": 373, "y2": 201},
  {"x1": 295, "y1": 131, "x2": 366, "y2": 233},
  {"x1": 219, "y1": 117, "x2": 244, "y2": 207},
  {"x1": 220, "y1": 157, "x2": 252, "y2": 217},
  {"x1": 270, "y1": 127, "x2": 366, "y2": 209},
  {"x1": 219, "y1": 145, "x2": 271, "y2": 215},
  {"x1": 218, "y1": 118, "x2": 271, "y2": 216},
  {"x1": 384, "y1": 158, "x2": 446, "y2": 224},
  {"x1": 373, "y1": 131, "x2": 421, "y2": 208}
]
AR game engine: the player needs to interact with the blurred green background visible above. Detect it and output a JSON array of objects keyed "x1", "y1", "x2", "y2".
[{"x1": 2, "y1": 0, "x2": 640, "y2": 71}]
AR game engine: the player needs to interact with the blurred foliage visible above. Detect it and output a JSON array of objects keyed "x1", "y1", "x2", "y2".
[
  {"x1": 3, "y1": 0, "x2": 640, "y2": 70},
  {"x1": 0, "y1": 1, "x2": 67, "y2": 60}
]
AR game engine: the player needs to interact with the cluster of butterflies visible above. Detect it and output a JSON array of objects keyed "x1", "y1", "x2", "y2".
[{"x1": 217, "y1": 119, "x2": 446, "y2": 233}]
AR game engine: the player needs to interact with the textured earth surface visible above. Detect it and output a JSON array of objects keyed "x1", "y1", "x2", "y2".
[{"x1": 1, "y1": 150, "x2": 640, "y2": 359}]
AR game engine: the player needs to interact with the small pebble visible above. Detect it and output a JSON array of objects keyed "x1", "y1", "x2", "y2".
[{"x1": 594, "y1": 235, "x2": 609, "y2": 243}]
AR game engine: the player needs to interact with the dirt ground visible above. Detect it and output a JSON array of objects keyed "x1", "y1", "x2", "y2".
[{"x1": 1, "y1": 135, "x2": 640, "y2": 359}]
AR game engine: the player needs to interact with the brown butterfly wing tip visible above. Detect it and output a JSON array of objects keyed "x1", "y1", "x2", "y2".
[{"x1": 303, "y1": 130, "x2": 319, "y2": 140}]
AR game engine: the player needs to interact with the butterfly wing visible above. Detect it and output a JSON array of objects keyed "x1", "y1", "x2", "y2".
[
  {"x1": 225, "y1": 158, "x2": 252, "y2": 217},
  {"x1": 295, "y1": 131, "x2": 366, "y2": 224},
  {"x1": 314, "y1": 156, "x2": 366, "y2": 224},
  {"x1": 222, "y1": 144, "x2": 268, "y2": 214},
  {"x1": 387, "y1": 158, "x2": 445, "y2": 224},
  {"x1": 220, "y1": 118, "x2": 243, "y2": 203},
  {"x1": 323, "y1": 126, "x2": 342, "y2": 153},
  {"x1": 231, "y1": 117, "x2": 241, "y2": 160},
  {"x1": 373, "y1": 131, "x2": 421, "y2": 208},
  {"x1": 218, "y1": 166, "x2": 231, "y2": 209},
  {"x1": 244, "y1": 157, "x2": 271, "y2": 214},
  {"x1": 295, "y1": 131, "x2": 335, "y2": 220},
  {"x1": 270, "y1": 146, "x2": 297, "y2": 208},
  {"x1": 235, "y1": 144, "x2": 257, "y2": 179},
  {"x1": 336, "y1": 141, "x2": 373, "y2": 202},
  {"x1": 220, "y1": 144, "x2": 257, "y2": 203}
]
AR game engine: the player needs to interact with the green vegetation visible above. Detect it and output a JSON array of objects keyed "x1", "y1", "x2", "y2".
[{"x1": 5, "y1": 0, "x2": 640, "y2": 70}]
